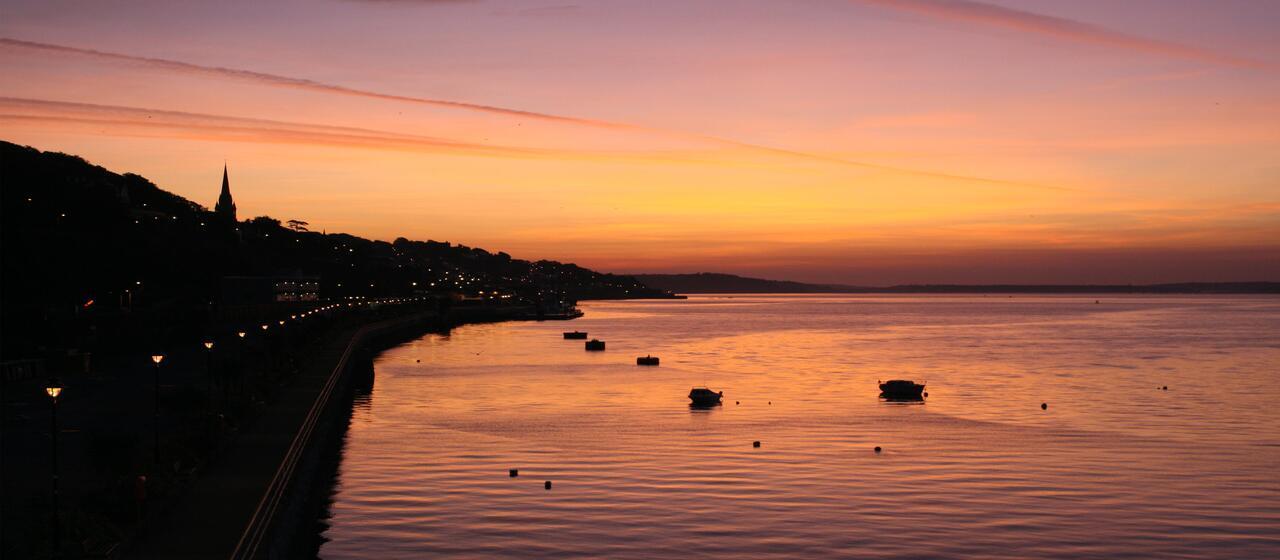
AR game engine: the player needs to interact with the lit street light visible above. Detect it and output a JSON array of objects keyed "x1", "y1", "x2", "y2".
[
  {"x1": 233, "y1": 332, "x2": 246, "y2": 405},
  {"x1": 151, "y1": 354, "x2": 164, "y2": 465},
  {"x1": 203, "y1": 340, "x2": 217, "y2": 448},
  {"x1": 203, "y1": 340, "x2": 215, "y2": 411},
  {"x1": 45, "y1": 379, "x2": 63, "y2": 558}
]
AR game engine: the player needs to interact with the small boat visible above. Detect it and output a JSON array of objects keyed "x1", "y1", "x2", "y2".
[
  {"x1": 879, "y1": 379, "x2": 925, "y2": 400},
  {"x1": 542, "y1": 309, "x2": 585, "y2": 320},
  {"x1": 636, "y1": 355, "x2": 660, "y2": 366},
  {"x1": 688, "y1": 387, "x2": 723, "y2": 406},
  {"x1": 585, "y1": 339, "x2": 606, "y2": 351},
  {"x1": 563, "y1": 331, "x2": 588, "y2": 339},
  {"x1": 538, "y1": 301, "x2": 585, "y2": 320}
]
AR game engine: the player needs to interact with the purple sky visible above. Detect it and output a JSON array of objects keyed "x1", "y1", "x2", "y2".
[{"x1": 2, "y1": 0, "x2": 1278, "y2": 283}]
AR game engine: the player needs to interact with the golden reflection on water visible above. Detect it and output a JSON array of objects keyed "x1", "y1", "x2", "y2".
[{"x1": 320, "y1": 296, "x2": 1280, "y2": 559}]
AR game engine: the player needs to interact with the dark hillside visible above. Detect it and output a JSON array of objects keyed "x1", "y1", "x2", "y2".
[{"x1": 0, "y1": 141, "x2": 672, "y2": 358}]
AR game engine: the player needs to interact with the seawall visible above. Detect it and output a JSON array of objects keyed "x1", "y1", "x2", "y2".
[
  {"x1": 251, "y1": 306, "x2": 536, "y2": 559},
  {"x1": 125, "y1": 305, "x2": 535, "y2": 559}
]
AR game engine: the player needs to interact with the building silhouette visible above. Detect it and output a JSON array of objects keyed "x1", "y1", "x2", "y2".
[{"x1": 215, "y1": 164, "x2": 237, "y2": 222}]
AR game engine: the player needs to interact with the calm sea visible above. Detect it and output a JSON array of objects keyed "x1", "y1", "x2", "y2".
[{"x1": 318, "y1": 295, "x2": 1280, "y2": 559}]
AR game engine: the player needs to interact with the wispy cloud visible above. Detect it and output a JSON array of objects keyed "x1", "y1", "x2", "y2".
[
  {"x1": 0, "y1": 36, "x2": 1067, "y2": 191},
  {"x1": 852, "y1": 0, "x2": 1268, "y2": 69},
  {"x1": 0, "y1": 96, "x2": 557, "y2": 157},
  {"x1": 0, "y1": 37, "x2": 635, "y2": 130},
  {"x1": 0, "y1": 96, "x2": 774, "y2": 165}
]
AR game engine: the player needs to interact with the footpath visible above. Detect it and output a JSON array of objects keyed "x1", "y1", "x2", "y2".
[{"x1": 126, "y1": 305, "x2": 532, "y2": 559}]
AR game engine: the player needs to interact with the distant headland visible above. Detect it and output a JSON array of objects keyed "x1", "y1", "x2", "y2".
[{"x1": 632, "y1": 273, "x2": 1280, "y2": 295}]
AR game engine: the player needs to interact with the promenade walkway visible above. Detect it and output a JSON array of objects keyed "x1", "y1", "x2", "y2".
[{"x1": 127, "y1": 311, "x2": 434, "y2": 559}]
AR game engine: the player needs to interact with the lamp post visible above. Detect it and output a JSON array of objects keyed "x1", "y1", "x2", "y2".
[
  {"x1": 232, "y1": 332, "x2": 245, "y2": 406},
  {"x1": 203, "y1": 341, "x2": 215, "y2": 411},
  {"x1": 45, "y1": 379, "x2": 63, "y2": 558},
  {"x1": 151, "y1": 354, "x2": 164, "y2": 466},
  {"x1": 203, "y1": 340, "x2": 216, "y2": 450},
  {"x1": 260, "y1": 325, "x2": 273, "y2": 380}
]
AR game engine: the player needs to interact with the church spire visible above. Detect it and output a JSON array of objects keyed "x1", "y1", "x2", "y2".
[{"x1": 215, "y1": 163, "x2": 237, "y2": 222}]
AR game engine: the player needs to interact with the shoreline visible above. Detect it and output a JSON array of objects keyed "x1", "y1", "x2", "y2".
[{"x1": 123, "y1": 305, "x2": 539, "y2": 559}]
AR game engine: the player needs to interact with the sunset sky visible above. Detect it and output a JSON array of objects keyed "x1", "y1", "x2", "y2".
[{"x1": 2, "y1": 0, "x2": 1278, "y2": 284}]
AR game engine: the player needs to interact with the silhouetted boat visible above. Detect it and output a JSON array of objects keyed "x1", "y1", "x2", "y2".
[
  {"x1": 879, "y1": 379, "x2": 925, "y2": 400},
  {"x1": 585, "y1": 339, "x2": 606, "y2": 351},
  {"x1": 563, "y1": 331, "x2": 588, "y2": 339},
  {"x1": 539, "y1": 301, "x2": 585, "y2": 320},
  {"x1": 636, "y1": 355, "x2": 659, "y2": 366},
  {"x1": 688, "y1": 387, "x2": 723, "y2": 406},
  {"x1": 542, "y1": 309, "x2": 585, "y2": 320}
]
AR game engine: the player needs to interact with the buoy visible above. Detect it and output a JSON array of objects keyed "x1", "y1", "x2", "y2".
[
  {"x1": 509, "y1": 469, "x2": 518, "y2": 477},
  {"x1": 768, "y1": 401, "x2": 772, "y2": 405},
  {"x1": 735, "y1": 401, "x2": 740, "y2": 405},
  {"x1": 1162, "y1": 386, "x2": 1168, "y2": 391},
  {"x1": 1041, "y1": 403, "x2": 1048, "y2": 410},
  {"x1": 923, "y1": 392, "x2": 929, "y2": 397},
  {"x1": 874, "y1": 446, "x2": 882, "y2": 453},
  {"x1": 416, "y1": 359, "x2": 421, "y2": 363},
  {"x1": 544, "y1": 481, "x2": 552, "y2": 490},
  {"x1": 753, "y1": 441, "x2": 760, "y2": 448}
]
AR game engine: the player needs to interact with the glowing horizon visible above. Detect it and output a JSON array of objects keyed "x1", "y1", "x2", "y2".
[{"x1": 1, "y1": 0, "x2": 1277, "y2": 284}]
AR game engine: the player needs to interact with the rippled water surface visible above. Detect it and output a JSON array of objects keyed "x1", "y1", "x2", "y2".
[{"x1": 319, "y1": 295, "x2": 1280, "y2": 559}]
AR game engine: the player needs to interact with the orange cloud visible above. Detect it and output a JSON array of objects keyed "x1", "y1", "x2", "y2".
[
  {"x1": 0, "y1": 96, "x2": 555, "y2": 157},
  {"x1": 0, "y1": 36, "x2": 1058, "y2": 191},
  {"x1": 0, "y1": 37, "x2": 635, "y2": 130},
  {"x1": 853, "y1": 0, "x2": 1270, "y2": 69}
]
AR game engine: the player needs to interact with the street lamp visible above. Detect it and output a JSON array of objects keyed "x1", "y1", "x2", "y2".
[
  {"x1": 45, "y1": 379, "x2": 63, "y2": 558},
  {"x1": 203, "y1": 340, "x2": 215, "y2": 412},
  {"x1": 233, "y1": 332, "x2": 246, "y2": 405},
  {"x1": 151, "y1": 354, "x2": 164, "y2": 465}
]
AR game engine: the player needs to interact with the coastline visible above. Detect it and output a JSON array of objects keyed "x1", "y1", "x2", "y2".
[{"x1": 124, "y1": 305, "x2": 540, "y2": 559}]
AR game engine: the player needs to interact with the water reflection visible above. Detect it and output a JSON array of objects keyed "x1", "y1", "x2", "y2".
[
  {"x1": 878, "y1": 396, "x2": 926, "y2": 404},
  {"x1": 319, "y1": 295, "x2": 1280, "y2": 559}
]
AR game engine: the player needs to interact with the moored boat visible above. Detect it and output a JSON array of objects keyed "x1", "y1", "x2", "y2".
[
  {"x1": 563, "y1": 331, "x2": 588, "y2": 339},
  {"x1": 879, "y1": 379, "x2": 925, "y2": 400},
  {"x1": 538, "y1": 300, "x2": 584, "y2": 320},
  {"x1": 542, "y1": 308, "x2": 585, "y2": 320},
  {"x1": 688, "y1": 386, "x2": 723, "y2": 406},
  {"x1": 636, "y1": 355, "x2": 660, "y2": 366},
  {"x1": 585, "y1": 339, "x2": 606, "y2": 351}
]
